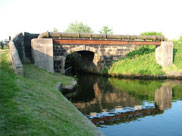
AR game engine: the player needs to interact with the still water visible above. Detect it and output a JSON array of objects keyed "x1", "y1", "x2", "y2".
[{"x1": 66, "y1": 74, "x2": 182, "y2": 136}]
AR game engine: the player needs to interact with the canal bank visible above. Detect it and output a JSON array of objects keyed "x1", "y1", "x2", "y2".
[
  {"x1": 81, "y1": 71, "x2": 182, "y2": 80},
  {"x1": 0, "y1": 51, "x2": 104, "y2": 136}
]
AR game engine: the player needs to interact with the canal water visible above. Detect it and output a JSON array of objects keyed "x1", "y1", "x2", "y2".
[{"x1": 65, "y1": 74, "x2": 182, "y2": 136}]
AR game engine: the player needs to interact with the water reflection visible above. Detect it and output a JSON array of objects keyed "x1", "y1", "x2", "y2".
[
  {"x1": 155, "y1": 85, "x2": 172, "y2": 110},
  {"x1": 71, "y1": 82, "x2": 141, "y2": 115},
  {"x1": 66, "y1": 75, "x2": 182, "y2": 128}
]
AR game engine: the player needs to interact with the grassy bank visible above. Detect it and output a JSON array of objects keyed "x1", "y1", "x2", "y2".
[
  {"x1": 174, "y1": 41, "x2": 182, "y2": 69},
  {"x1": 104, "y1": 41, "x2": 182, "y2": 76},
  {"x1": 0, "y1": 50, "x2": 103, "y2": 136},
  {"x1": 107, "y1": 46, "x2": 164, "y2": 75}
]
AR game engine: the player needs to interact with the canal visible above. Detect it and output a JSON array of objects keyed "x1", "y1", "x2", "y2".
[{"x1": 65, "y1": 74, "x2": 182, "y2": 136}]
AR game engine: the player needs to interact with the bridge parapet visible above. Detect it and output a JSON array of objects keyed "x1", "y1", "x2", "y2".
[{"x1": 38, "y1": 32, "x2": 165, "y2": 42}]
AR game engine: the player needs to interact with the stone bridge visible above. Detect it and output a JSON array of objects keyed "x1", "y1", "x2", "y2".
[{"x1": 31, "y1": 32, "x2": 173, "y2": 73}]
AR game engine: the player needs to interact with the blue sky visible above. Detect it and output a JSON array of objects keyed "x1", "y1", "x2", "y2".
[{"x1": 0, "y1": 0, "x2": 182, "y2": 40}]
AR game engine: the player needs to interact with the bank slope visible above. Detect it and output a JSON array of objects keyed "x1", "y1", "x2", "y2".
[
  {"x1": 106, "y1": 41, "x2": 182, "y2": 76},
  {"x1": 0, "y1": 51, "x2": 103, "y2": 136},
  {"x1": 107, "y1": 46, "x2": 164, "y2": 75}
]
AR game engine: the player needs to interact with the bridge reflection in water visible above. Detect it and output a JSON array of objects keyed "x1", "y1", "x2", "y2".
[{"x1": 65, "y1": 75, "x2": 181, "y2": 127}]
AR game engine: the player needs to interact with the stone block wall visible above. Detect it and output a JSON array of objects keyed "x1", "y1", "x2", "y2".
[
  {"x1": 155, "y1": 42, "x2": 173, "y2": 67},
  {"x1": 9, "y1": 41, "x2": 24, "y2": 76},
  {"x1": 12, "y1": 33, "x2": 25, "y2": 62},
  {"x1": 31, "y1": 39, "x2": 54, "y2": 73},
  {"x1": 97, "y1": 44, "x2": 137, "y2": 66},
  {"x1": 11, "y1": 32, "x2": 39, "y2": 63},
  {"x1": 24, "y1": 32, "x2": 39, "y2": 62},
  {"x1": 53, "y1": 45, "x2": 66, "y2": 72}
]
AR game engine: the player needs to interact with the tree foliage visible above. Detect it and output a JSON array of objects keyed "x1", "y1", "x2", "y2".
[
  {"x1": 99, "y1": 26, "x2": 113, "y2": 34},
  {"x1": 53, "y1": 27, "x2": 58, "y2": 32},
  {"x1": 178, "y1": 35, "x2": 182, "y2": 42},
  {"x1": 140, "y1": 32, "x2": 163, "y2": 36},
  {"x1": 65, "y1": 22, "x2": 93, "y2": 33}
]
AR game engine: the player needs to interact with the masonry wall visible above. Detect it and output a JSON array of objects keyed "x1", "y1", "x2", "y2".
[
  {"x1": 93, "y1": 44, "x2": 138, "y2": 66},
  {"x1": 24, "y1": 32, "x2": 39, "y2": 62},
  {"x1": 53, "y1": 44, "x2": 66, "y2": 72},
  {"x1": 53, "y1": 43, "x2": 138, "y2": 72},
  {"x1": 31, "y1": 39, "x2": 54, "y2": 73},
  {"x1": 12, "y1": 33, "x2": 25, "y2": 62},
  {"x1": 155, "y1": 42, "x2": 173, "y2": 67},
  {"x1": 11, "y1": 32, "x2": 39, "y2": 63},
  {"x1": 9, "y1": 41, "x2": 24, "y2": 76}
]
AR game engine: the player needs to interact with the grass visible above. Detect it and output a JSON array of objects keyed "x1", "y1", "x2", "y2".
[
  {"x1": 105, "y1": 41, "x2": 182, "y2": 76},
  {"x1": 173, "y1": 41, "x2": 182, "y2": 68},
  {"x1": 108, "y1": 46, "x2": 164, "y2": 75},
  {"x1": 0, "y1": 50, "x2": 103, "y2": 136},
  {"x1": 0, "y1": 49, "x2": 9, "y2": 54},
  {"x1": 23, "y1": 64, "x2": 74, "y2": 86}
]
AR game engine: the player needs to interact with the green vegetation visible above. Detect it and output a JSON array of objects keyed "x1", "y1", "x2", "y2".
[
  {"x1": 52, "y1": 27, "x2": 58, "y2": 32},
  {"x1": 99, "y1": 26, "x2": 113, "y2": 35},
  {"x1": 0, "y1": 49, "x2": 9, "y2": 53},
  {"x1": 65, "y1": 21, "x2": 93, "y2": 33},
  {"x1": 108, "y1": 46, "x2": 165, "y2": 75},
  {"x1": 173, "y1": 41, "x2": 182, "y2": 69},
  {"x1": 0, "y1": 50, "x2": 102, "y2": 136},
  {"x1": 140, "y1": 32, "x2": 163, "y2": 36},
  {"x1": 103, "y1": 32, "x2": 182, "y2": 76},
  {"x1": 178, "y1": 35, "x2": 182, "y2": 42}
]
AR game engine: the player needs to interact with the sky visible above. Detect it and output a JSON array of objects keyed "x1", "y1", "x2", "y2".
[{"x1": 0, "y1": 0, "x2": 182, "y2": 40}]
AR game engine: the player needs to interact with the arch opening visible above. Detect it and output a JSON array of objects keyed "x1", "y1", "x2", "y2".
[
  {"x1": 65, "y1": 51, "x2": 97, "y2": 76},
  {"x1": 63, "y1": 46, "x2": 104, "y2": 75}
]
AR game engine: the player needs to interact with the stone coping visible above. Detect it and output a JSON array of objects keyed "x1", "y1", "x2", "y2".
[
  {"x1": 38, "y1": 32, "x2": 165, "y2": 41},
  {"x1": 9, "y1": 41, "x2": 24, "y2": 76}
]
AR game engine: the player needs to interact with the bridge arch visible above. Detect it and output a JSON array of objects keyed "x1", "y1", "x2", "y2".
[{"x1": 63, "y1": 46, "x2": 104, "y2": 73}]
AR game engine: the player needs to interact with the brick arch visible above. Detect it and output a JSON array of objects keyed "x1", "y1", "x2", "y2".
[{"x1": 64, "y1": 46, "x2": 104, "y2": 71}]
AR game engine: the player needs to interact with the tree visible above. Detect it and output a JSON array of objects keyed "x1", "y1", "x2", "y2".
[
  {"x1": 178, "y1": 35, "x2": 182, "y2": 42},
  {"x1": 99, "y1": 26, "x2": 113, "y2": 35},
  {"x1": 140, "y1": 32, "x2": 163, "y2": 36},
  {"x1": 53, "y1": 27, "x2": 58, "y2": 32},
  {"x1": 65, "y1": 22, "x2": 93, "y2": 33}
]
